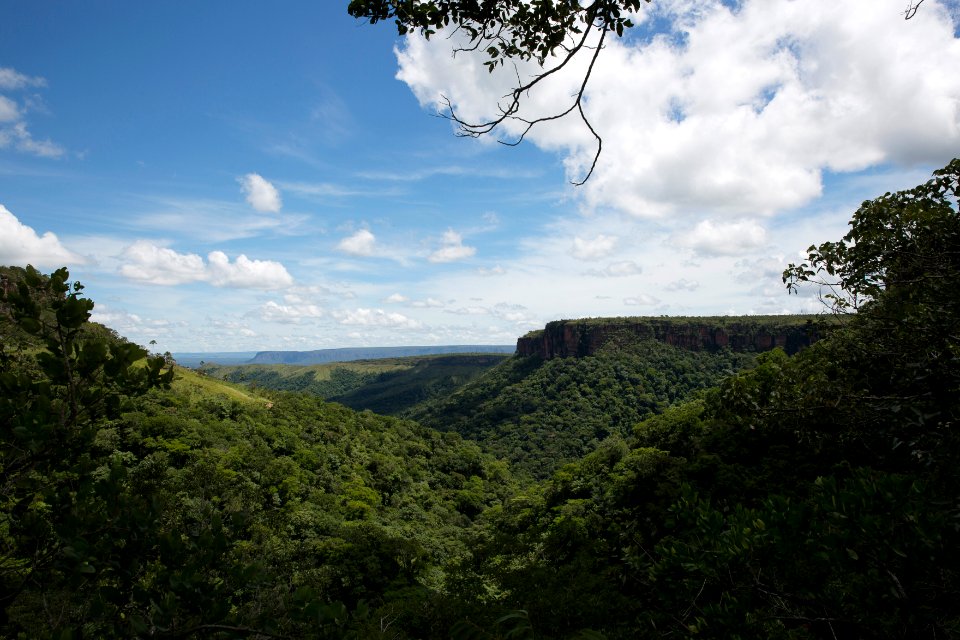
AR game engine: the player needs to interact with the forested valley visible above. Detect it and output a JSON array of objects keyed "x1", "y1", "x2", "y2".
[{"x1": 1, "y1": 160, "x2": 959, "y2": 638}]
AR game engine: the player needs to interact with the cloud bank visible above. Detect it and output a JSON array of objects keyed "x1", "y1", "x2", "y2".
[
  {"x1": 119, "y1": 240, "x2": 293, "y2": 289},
  {"x1": 396, "y1": 0, "x2": 960, "y2": 219},
  {"x1": 0, "y1": 204, "x2": 85, "y2": 267}
]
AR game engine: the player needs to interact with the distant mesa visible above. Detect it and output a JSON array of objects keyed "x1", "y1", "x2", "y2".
[
  {"x1": 247, "y1": 344, "x2": 516, "y2": 365},
  {"x1": 517, "y1": 316, "x2": 823, "y2": 359},
  {"x1": 177, "y1": 318, "x2": 821, "y2": 368}
]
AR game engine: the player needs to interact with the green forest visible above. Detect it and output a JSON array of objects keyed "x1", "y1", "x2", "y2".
[
  {"x1": 2, "y1": 160, "x2": 959, "y2": 638},
  {"x1": 200, "y1": 354, "x2": 510, "y2": 417}
]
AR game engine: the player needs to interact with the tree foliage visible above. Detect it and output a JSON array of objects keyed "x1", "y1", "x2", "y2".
[
  {"x1": 1, "y1": 160, "x2": 958, "y2": 638},
  {"x1": 784, "y1": 158, "x2": 960, "y2": 314},
  {"x1": 446, "y1": 160, "x2": 960, "y2": 638},
  {"x1": 408, "y1": 338, "x2": 756, "y2": 478},
  {"x1": 1, "y1": 266, "x2": 518, "y2": 637},
  {"x1": 203, "y1": 354, "x2": 509, "y2": 416}
]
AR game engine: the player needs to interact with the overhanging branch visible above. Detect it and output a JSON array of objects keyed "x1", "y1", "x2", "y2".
[
  {"x1": 904, "y1": 0, "x2": 926, "y2": 19},
  {"x1": 439, "y1": 13, "x2": 608, "y2": 184}
]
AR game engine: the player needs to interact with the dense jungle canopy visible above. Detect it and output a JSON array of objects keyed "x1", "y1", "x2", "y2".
[{"x1": 1, "y1": 159, "x2": 958, "y2": 637}]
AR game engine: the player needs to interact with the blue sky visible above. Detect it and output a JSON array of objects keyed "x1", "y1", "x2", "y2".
[{"x1": 2, "y1": 0, "x2": 959, "y2": 352}]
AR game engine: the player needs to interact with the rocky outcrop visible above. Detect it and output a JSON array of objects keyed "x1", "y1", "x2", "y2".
[{"x1": 516, "y1": 316, "x2": 822, "y2": 359}]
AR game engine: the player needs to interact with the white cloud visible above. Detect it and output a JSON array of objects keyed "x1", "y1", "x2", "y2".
[
  {"x1": 333, "y1": 308, "x2": 422, "y2": 329},
  {"x1": 478, "y1": 264, "x2": 506, "y2": 276},
  {"x1": 429, "y1": 228, "x2": 476, "y2": 263},
  {"x1": 119, "y1": 240, "x2": 292, "y2": 289},
  {"x1": 256, "y1": 300, "x2": 325, "y2": 324},
  {"x1": 411, "y1": 297, "x2": 445, "y2": 308},
  {"x1": 492, "y1": 302, "x2": 535, "y2": 324},
  {"x1": 624, "y1": 293, "x2": 662, "y2": 306},
  {"x1": 337, "y1": 229, "x2": 377, "y2": 256},
  {"x1": 206, "y1": 250, "x2": 294, "y2": 288},
  {"x1": 675, "y1": 219, "x2": 768, "y2": 257},
  {"x1": 0, "y1": 121, "x2": 65, "y2": 158},
  {"x1": 665, "y1": 278, "x2": 701, "y2": 291},
  {"x1": 91, "y1": 308, "x2": 143, "y2": 326},
  {"x1": 0, "y1": 67, "x2": 47, "y2": 90},
  {"x1": 119, "y1": 242, "x2": 206, "y2": 285},
  {"x1": 285, "y1": 284, "x2": 336, "y2": 301},
  {"x1": 0, "y1": 96, "x2": 19, "y2": 122},
  {"x1": 240, "y1": 173, "x2": 282, "y2": 213},
  {"x1": 0, "y1": 68, "x2": 64, "y2": 158},
  {"x1": 396, "y1": 0, "x2": 960, "y2": 219},
  {"x1": 384, "y1": 293, "x2": 409, "y2": 303},
  {"x1": 571, "y1": 234, "x2": 618, "y2": 260},
  {"x1": 586, "y1": 260, "x2": 643, "y2": 277},
  {"x1": 90, "y1": 304, "x2": 188, "y2": 341},
  {"x1": 0, "y1": 204, "x2": 85, "y2": 267},
  {"x1": 206, "y1": 319, "x2": 259, "y2": 339},
  {"x1": 446, "y1": 306, "x2": 489, "y2": 316}
]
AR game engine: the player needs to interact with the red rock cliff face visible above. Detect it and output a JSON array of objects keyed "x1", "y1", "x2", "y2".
[{"x1": 515, "y1": 317, "x2": 819, "y2": 359}]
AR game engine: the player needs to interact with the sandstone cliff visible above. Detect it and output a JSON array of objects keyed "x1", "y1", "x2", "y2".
[{"x1": 516, "y1": 316, "x2": 822, "y2": 359}]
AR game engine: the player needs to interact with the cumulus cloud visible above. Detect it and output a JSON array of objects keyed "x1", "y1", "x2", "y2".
[
  {"x1": 337, "y1": 229, "x2": 377, "y2": 257},
  {"x1": 0, "y1": 204, "x2": 85, "y2": 267},
  {"x1": 429, "y1": 229, "x2": 476, "y2": 263},
  {"x1": 240, "y1": 173, "x2": 282, "y2": 213},
  {"x1": 384, "y1": 293, "x2": 409, "y2": 303},
  {"x1": 119, "y1": 242, "x2": 206, "y2": 285},
  {"x1": 333, "y1": 308, "x2": 422, "y2": 329},
  {"x1": 119, "y1": 240, "x2": 293, "y2": 289},
  {"x1": 571, "y1": 234, "x2": 618, "y2": 260},
  {"x1": 396, "y1": 0, "x2": 960, "y2": 218},
  {"x1": 206, "y1": 250, "x2": 293, "y2": 288},
  {"x1": 675, "y1": 219, "x2": 768, "y2": 257}
]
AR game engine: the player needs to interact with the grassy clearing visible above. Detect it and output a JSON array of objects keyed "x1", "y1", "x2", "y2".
[
  {"x1": 203, "y1": 361, "x2": 411, "y2": 382},
  {"x1": 171, "y1": 366, "x2": 271, "y2": 405}
]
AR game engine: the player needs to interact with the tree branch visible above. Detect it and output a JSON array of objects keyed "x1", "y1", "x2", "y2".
[
  {"x1": 440, "y1": 14, "x2": 608, "y2": 184},
  {"x1": 904, "y1": 0, "x2": 926, "y2": 19}
]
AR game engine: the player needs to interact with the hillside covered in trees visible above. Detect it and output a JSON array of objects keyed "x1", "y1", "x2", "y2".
[
  {"x1": 205, "y1": 317, "x2": 821, "y2": 479},
  {"x1": 200, "y1": 353, "x2": 510, "y2": 416},
  {"x1": 406, "y1": 338, "x2": 759, "y2": 479},
  {"x1": 2, "y1": 160, "x2": 959, "y2": 638}
]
